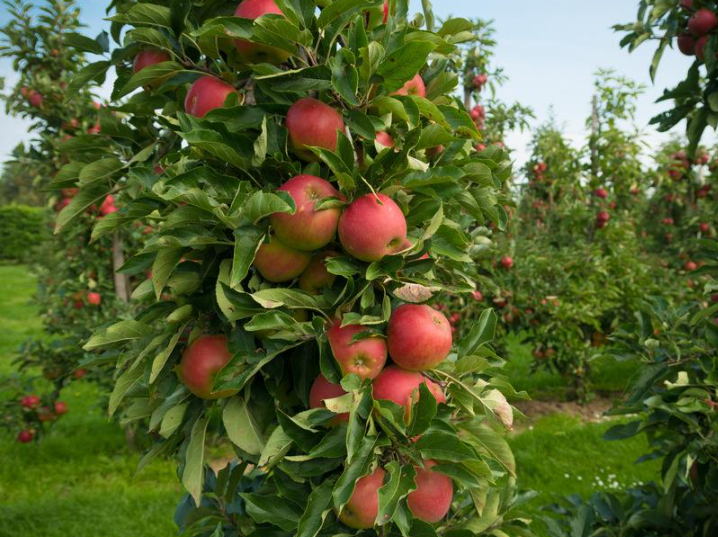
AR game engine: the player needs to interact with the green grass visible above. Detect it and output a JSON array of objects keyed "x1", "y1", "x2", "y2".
[{"x1": 504, "y1": 332, "x2": 641, "y2": 400}]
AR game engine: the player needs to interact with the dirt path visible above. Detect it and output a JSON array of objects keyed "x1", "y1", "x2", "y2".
[{"x1": 513, "y1": 396, "x2": 617, "y2": 429}]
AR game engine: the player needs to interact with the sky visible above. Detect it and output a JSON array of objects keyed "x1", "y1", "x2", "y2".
[{"x1": 0, "y1": 0, "x2": 709, "y2": 166}]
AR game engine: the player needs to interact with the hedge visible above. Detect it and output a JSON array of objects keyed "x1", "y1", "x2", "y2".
[{"x1": 0, "y1": 204, "x2": 47, "y2": 262}]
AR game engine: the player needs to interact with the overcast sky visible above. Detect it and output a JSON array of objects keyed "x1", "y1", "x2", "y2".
[{"x1": 0, "y1": 0, "x2": 711, "y2": 166}]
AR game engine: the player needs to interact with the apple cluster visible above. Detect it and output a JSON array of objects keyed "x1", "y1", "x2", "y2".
[{"x1": 676, "y1": 2, "x2": 718, "y2": 60}]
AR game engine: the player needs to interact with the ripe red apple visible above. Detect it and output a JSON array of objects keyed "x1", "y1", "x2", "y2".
[
  {"x1": 184, "y1": 76, "x2": 237, "y2": 118},
  {"x1": 594, "y1": 188, "x2": 608, "y2": 199},
  {"x1": 27, "y1": 90, "x2": 43, "y2": 108},
  {"x1": 338, "y1": 193, "x2": 407, "y2": 262},
  {"x1": 677, "y1": 33, "x2": 697, "y2": 55},
  {"x1": 179, "y1": 335, "x2": 239, "y2": 399},
  {"x1": 270, "y1": 175, "x2": 342, "y2": 251},
  {"x1": 387, "y1": 304, "x2": 452, "y2": 371},
  {"x1": 382, "y1": 0, "x2": 389, "y2": 23},
  {"x1": 500, "y1": 256, "x2": 514, "y2": 269},
  {"x1": 299, "y1": 251, "x2": 339, "y2": 293},
  {"x1": 407, "y1": 460, "x2": 453, "y2": 523},
  {"x1": 471, "y1": 290, "x2": 483, "y2": 302},
  {"x1": 54, "y1": 401, "x2": 68, "y2": 415},
  {"x1": 16, "y1": 430, "x2": 34, "y2": 443},
  {"x1": 286, "y1": 97, "x2": 345, "y2": 161},
  {"x1": 87, "y1": 292, "x2": 101, "y2": 306},
  {"x1": 20, "y1": 395, "x2": 41, "y2": 409},
  {"x1": 253, "y1": 235, "x2": 312, "y2": 282},
  {"x1": 473, "y1": 73, "x2": 488, "y2": 89},
  {"x1": 695, "y1": 35, "x2": 711, "y2": 61},
  {"x1": 596, "y1": 211, "x2": 610, "y2": 223},
  {"x1": 701, "y1": 222, "x2": 711, "y2": 233},
  {"x1": 309, "y1": 374, "x2": 348, "y2": 423},
  {"x1": 372, "y1": 366, "x2": 445, "y2": 421},
  {"x1": 88, "y1": 121, "x2": 101, "y2": 134},
  {"x1": 132, "y1": 49, "x2": 171, "y2": 73},
  {"x1": 327, "y1": 322, "x2": 387, "y2": 380},
  {"x1": 73, "y1": 368, "x2": 87, "y2": 379},
  {"x1": 426, "y1": 145, "x2": 445, "y2": 159},
  {"x1": 375, "y1": 131, "x2": 394, "y2": 148},
  {"x1": 338, "y1": 467, "x2": 385, "y2": 529},
  {"x1": 681, "y1": 0, "x2": 694, "y2": 10},
  {"x1": 684, "y1": 261, "x2": 698, "y2": 271},
  {"x1": 234, "y1": 0, "x2": 291, "y2": 65},
  {"x1": 392, "y1": 74, "x2": 426, "y2": 98},
  {"x1": 688, "y1": 8, "x2": 717, "y2": 36}
]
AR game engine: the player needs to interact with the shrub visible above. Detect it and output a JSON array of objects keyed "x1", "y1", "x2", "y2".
[{"x1": 0, "y1": 204, "x2": 47, "y2": 262}]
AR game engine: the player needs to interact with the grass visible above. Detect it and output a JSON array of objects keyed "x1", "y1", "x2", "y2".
[{"x1": 0, "y1": 265, "x2": 659, "y2": 536}]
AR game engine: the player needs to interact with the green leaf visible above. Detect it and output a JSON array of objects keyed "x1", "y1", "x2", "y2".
[
  {"x1": 78, "y1": 158, "x2": 125, "y2": 186},
  {"x1": 458, "y1": 420, "x2": 515, "y2": 476},
  {"x1": 231, "y1": 227, "x2": 264, "y2": 288},
  {"x1": 65, "y1": 32, "x2": 105, "y2": 54},
  {"x1": 66, "y1": 61, "x2": 111, "y2": 96},
  {"x1": 415, "y1": 431, "x2": 477, "y2": 462},
  {"x1": 242, "y1": 190, "x2": 295, "y2": 224},
  {"x1": 117, "y1": 61, "x2": 185, "y2": 98},
  {"x1": 108, "y1": 4, "x2": 173, "y2": 28},
  {"x1": 258, "y1": 426, "x2": 293, "y2": 466},
  {"x1": 376, "y1": 461, "x2": 416, "y2": 525},
  {"x1": 223, "y1": 396, "x2": 265, "y2": 455},
  {"x1": 152, "y1": 247, "x2": 185, "y2": 300},
  {"x1": 296, "y1": 478, "x2": 335, "y2": 537},
  {"x1": 333, "y1": 435, "x2": 379, "y2": 508},
  {"x1": 108, "y1": 364, "x2": 144, "y2": 417},
  {"x1": 84, "y1": 320, "x2": 154, "y2": 350},
  {"x1": 378, "y1": 42, "x2": 436, "y2": 93},
  {"x1": 159, "y1": 402, "x2": 188, "y2": 438},
  {"x1": 55, "y1": 185, "x2": 108, "y2": 233},
  {"x1": 182, "y1": 417, "x2": 209, "y2": 505},
  {"x1": 457, "y1": 309, "x2": 496, "y2": 358},
  {"x1": 241, "y1": 493, "x2": 303, "y2": 531}
]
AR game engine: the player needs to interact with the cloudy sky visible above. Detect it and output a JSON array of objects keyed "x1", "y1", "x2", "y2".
[{"x1": 0, "y1": 0, "x2": 710, "y2": 165}]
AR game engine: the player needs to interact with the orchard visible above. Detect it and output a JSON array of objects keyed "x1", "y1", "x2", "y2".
[{"x1": 0, "y1": 1, "x2": 716, "y2": 536}]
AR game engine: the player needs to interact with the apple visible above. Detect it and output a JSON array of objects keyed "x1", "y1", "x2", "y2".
[
  {"x1": 596, "y1": 211, "x2": 610, "y2": 222},
  {"x1": 700, "y1": 222, "x2": 711, "y2": 233},
  {"x1": 327, "y1": 322, "x2": 387, "y2": 380},
  {"x1": 234, "y1": 0, "x2": 292, "y2": 65},
  {"x1": 426, "y1": 145, "x2": 445, "y2": 159},
  {"x1": 54, "y1": 401, "x2": 68, "y2": 415},
  {"x1": 20, "y1": 395, "x2": 41, "y2": 409},
  {"x1": 473, "y1": 73, "x2": 488, "y2": 89},
  {"x1": 684, "y1": 261, "x2": 698, "y2": 271},
  {"x1": 338, "y1": 193, "x2": 408, "y2": 262},
  {"x1": 382, "y1": 0, "x2": 389, "y2": 23},
  {"x1": 309, "y1": 374, "x2": 349, "y2": 422},
  {"x1": 270, "y1": 175, "x2": 342, "y2": 251},
  {"x1": 73, "y1": 368, "x2": 87, "y2": 379},
  {"x1": 500, "y1": 256, "x2": 514, "y2": 269},
  {"x1": 688, "y1": 8, "x2": 717, "y2": 36},
  {"x1": 372, "y1": 365, "x2": 445, "y2": 421},
  {"x1": 27, "y1": 90, "x2": 43, "y2": 108},
  {"x1": 471, "y1": 290, "x2": 483, "y2": 302},
  {"x1": 594, "y1": 188, "x2": 608, "y2": 199},
  {"x1": 99, "y1": 195, "x2": 117, "y2": 216},
  {"x1": 286, "y1": 97, "x2": 345, "y2": 161},
  {"x1": 132, "y1": 49, "x2": 171, "y2": 73},
  {"x1": 387, "y1": 304, "x2": 452, "y2": 371},
  {"x1": 299, "y1": 251, "x2": 339, "y2": 293},
  {"x1": 88, "y1": 121, "x2": 101, "y2": 134},
  {"x1": 695, "y1": 35, "x2": 711, "y2": 61},
  {"x1": 470, "y1": 105, "x2": 485, "y2": 121},
  {"x1": 407, "y1": 460, "x2": 453, "y2": 523},
  {"x1": 16, "y1": 430, "x2": 34, "y2": 443},
  {"x1": 677, "y1": 33, "x2": 697, "y2": 55},
  {"x1": 184, "y1": 76, "x2": 237, "y2": 118},
  {"x1": 179, "y1": 335, "x2": 239, "y2": 399},
  {"x1": 681, "y1": 0, "x2": 694, "y2": 10},
  {"x1": 392, "y1": 74, "x2": 426, "y2": 97},
  {"x1": 87, "y1": 292, "x2": 101, "y2": 306},
  {"x1": 338, "y1": 467, "x2": 385, "y2": 529},
  {"x1": 253, "y1": 235, "x2": 312, "y2": 282},
  {"x1": 375, "y1": 131, "x2": 395, "y2": 148}
]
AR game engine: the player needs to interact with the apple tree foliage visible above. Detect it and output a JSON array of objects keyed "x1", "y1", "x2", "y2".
[
  {"x1": 63, "y1": 0, "x2": 537, "y2": 535},
  {"x1": 0, "y1": 0, "x2": 138, "y2": 441}
]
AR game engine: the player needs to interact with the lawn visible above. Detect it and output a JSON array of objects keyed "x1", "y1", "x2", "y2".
[{"x1": 0, "y1": 264, "x2": 660, "y2": 536}]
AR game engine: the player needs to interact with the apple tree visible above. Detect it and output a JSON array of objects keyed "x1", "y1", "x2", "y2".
[{"x1": 65, "y1": 0, "x2": 536, "y2": 534}]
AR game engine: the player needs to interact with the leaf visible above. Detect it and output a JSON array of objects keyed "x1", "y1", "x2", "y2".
[
  {"x1": 376, "y1": 462, "x2": 416, "y2": 525},
  {"x1": 223, "y1": 396, "x2": 265, "y2": 455},
  {"x1": 458, "y1": 420, "x2": 515, "y2": 476},
  {"x1": 66, "y1": 61, "x2": 111, "y2": 96},
  {"x1": 150, "y1": 324, "x2": 185, "y2": 383},
  {"x1": 108, "y1": 365, "x2": 144, "y2": 417},
  {"x1": 296, "y1": 478, "x2": 335, "y2": 537},
  {"x1": 333, "y1": 436, "x2": 379, "y2": 508},
  {"x1": 64, "y1": 32, "x2": 105, "y2": 54},
  {"x1": 242, "y1": 190, "x2": 295, "y2": 223},
  {"x1": 152, "y1": 248, "x2": 185, "y2": 300},
  {"x1": 393, "y1": 283, "x2": 440, "y2": 303},
  {"x1": 415, "y1": 431, "x2": 477, "y2": 462},
  {"x1": 108, "y1": 4, "x2": 173, "y2": 28},
  {"x1": 117, "y1": 61, "x2": 185, "y2": 98},
  {"x1": 231, "y1": 227, "x2": 264, "y2": 288},
  {"x1": 251, "y1": 288, "x2": 319, "y2": 310},
  {"x1": 84, "y1": 320, "x2": 153, "y2": 350},
  {"x1": 160, "y1": 403, "x2": 188, "y2": 438},
  {"x1": 457, "y1": 309, "x2": 496, "y2": 358},
  {"x1": 55, "y1": 185, "x2": 108, "y2": 232},
  {"x1": 378, "y1": 42, "x2": 436, "y2": 92},
  {"x1": 241, "y1": 493, "x2": 302, "y2": 531},
  {"x1": 78, "y1": 158, "x2": 125, "y2": 186},
  {"x1": 258, "y1": 426, "x2": 293, "y2": 466},
  {"x1": 182, "y1": 417, "x2": 209, "y2": 505}
]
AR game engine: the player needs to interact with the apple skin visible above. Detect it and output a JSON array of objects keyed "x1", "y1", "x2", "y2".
[
  {"x1": 375, "y1": 131, "x2": 395, "y2": 148},
  {"x1": 184, "y1": 76, "x2": 237, "y2": 118},
  {"x1": 328, "y1": 322, "x2": 388, "y2": 380},
  {"x1": 179, "y1": 335, "x2": 239, "y2": 399},
  {"x1": 407, "y1": 460, "x2": 453, "y2": 523},
  {"x1": 387, "y1": 304, "x2": 452, "y2": 371},
  {"x1": 254, "y1": 235, "x2": 312, "y2": 282},
  {"x1": 27, "y1": 90, "x2": 43, "y2": 108},
  {"x1": 372, "y1": 365, "x2": 445, "y2": 421},
  {"x1": 309, "y1": 374, "x2": 349, "y2": 423},
  {"x1": 20, "y1": 395, "x2": 41, "y2": 409},
  {"x1": 677, "y1": 33, "x2": 697, "y2": 55},
  {"x1": 132, "y1": 49, "x2": 171, "y2": 73},
  {"x1": 54, "y1": 401, "x2": 68, "y2": 415},
  {"x1": 338, "y1": 193, "x2": 408, "y2": 262},
  {"x1": 338, "y1": 467, "x2": 386, "y2": 529},
  {"x1": 234, "y1": 0, "x2": 291, "y2": 65},
  {"x1": 16, "y1": 430, "x2": 34, "y2": 443},
  {"x1": 87, "y1": 292, "x2": 101, "y2": 306},
  {"x1": 270, "y1": 175, "x2": 343, "y2": 251},
  {"x1": 500, "y1": 256, "x2": 514, "y2": 269},
  {"x1": 286, "y1": 98, "x2": 345, "y2": 161},
  {"x1": 392, "y1": 74, "x2": 426, "y2": 98},
  {"x1": 688, "y1": 8, "x2": 717, "y2": 36},
  {"x1": 299, "y1": 251, "x2": 339, "y2": 293}
]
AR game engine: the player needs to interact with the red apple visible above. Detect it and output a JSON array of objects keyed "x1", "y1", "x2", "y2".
[
  {"x1": 299, "y1": 251, "x2": 339, "y2": 293},
  {"x1": 16, "y1": 430, "x2": 34, "y2": 443},
  {"x1": 596, "y1": 211, "x2": 610, "y2": 223},
  {"x1": 681, "y1": 0, "x2": 694, "y2": 10},
  {"x1": 87, "y1": 292, "x2": 101, "y2": 306},
  {"x1": 309, "y1": 374, "x2": 349, "y2": 422},
  {"x1": 387, "y1": 304, "x2": 452, "y2": 371},
  {"x1": 338, "y1": 467, "x2": 385, "y2": 529},
  {"x1": 88, "y1": 121, "x2": 101, "y2": 134},
  {"x1": 471, "y1": 290, "x2": 483, "y2": 301},
  {"x1": 99, "y1": 195, "x2": 117, "y2": 216},
  {"x1": 500, "y1": 256, "x2": 514, "y2": 269},
  {"x1": 678, "y1": 33, "x2": 697, "y2": 55},
  {"x1": 689, "y1": 8, "x2": 717, "y2": 36},
  {"x1": 27, "y1": 90, "x2": 43, "y2": 108},
  {"x1": 338, "y1": 193, "x2": 407, "y2": 262},
  {"x1": 184, "y1": 76, "x2": 237, "y2": 118},
  {"x1": 695, "y1": 35, "x2": 711, "y2": 61},
  {"x1": 73, "y1": 368, "x2": 87, "y2": 379},
  {"x1": 392, "y1": 74, "x2": 426, "y2": 97},
  {"x1": 253, "y1": 235, "x2": 312, "y2": 282},
  {"x1": 20, "y1": 395, "x2": 41, "y2": 409},
  {"x1": 473, "y1": 73, "x2": 488, "y2": 89},
  {"x1": 286, "y1": 97, "x2": 345, "y2": 161},
  {"x1": 372, "y1": 366, "x2": 445, "y2": 421},
  {"x1": 700, "y1": 222, "x2": 711, "y2": 233},
  {"x1": 327, "y1": 322, "x2": 387, "y2": 380},
  {"x1": 407, "y1": 460, "x2": 453, "y2": 523},
  {"x1": 684, "y1": 261, "x2": 698, "y2": 271},
  {"x1": 54, "y1": 401, "x2": 68, "y2": 415},
  {"x1": 270, "y1": 175, "x2": 342, "y2": 251},
  {"x1": 375, "y1": 131, "x2": 394, "y2": 148},
  {"x1": 179, "y1": 335, "x2": 238, "y2": 399},
  {"x1": 132, "y1": 49, "x2": 171, "y2": 73},
  {"x1": 382, "y1": 0, "x2": 389, "y2": 23},
  {"x1": 234, "y1": 0, "x2": 292, "y2": 65},
  {"x1": 594, "y1": 188, "x2": 608, "y2": 199}
]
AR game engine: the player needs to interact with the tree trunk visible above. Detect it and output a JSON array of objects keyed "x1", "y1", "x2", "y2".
[{"x1": 112, "y1": 232, "x2": 130, "y2": 303}]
